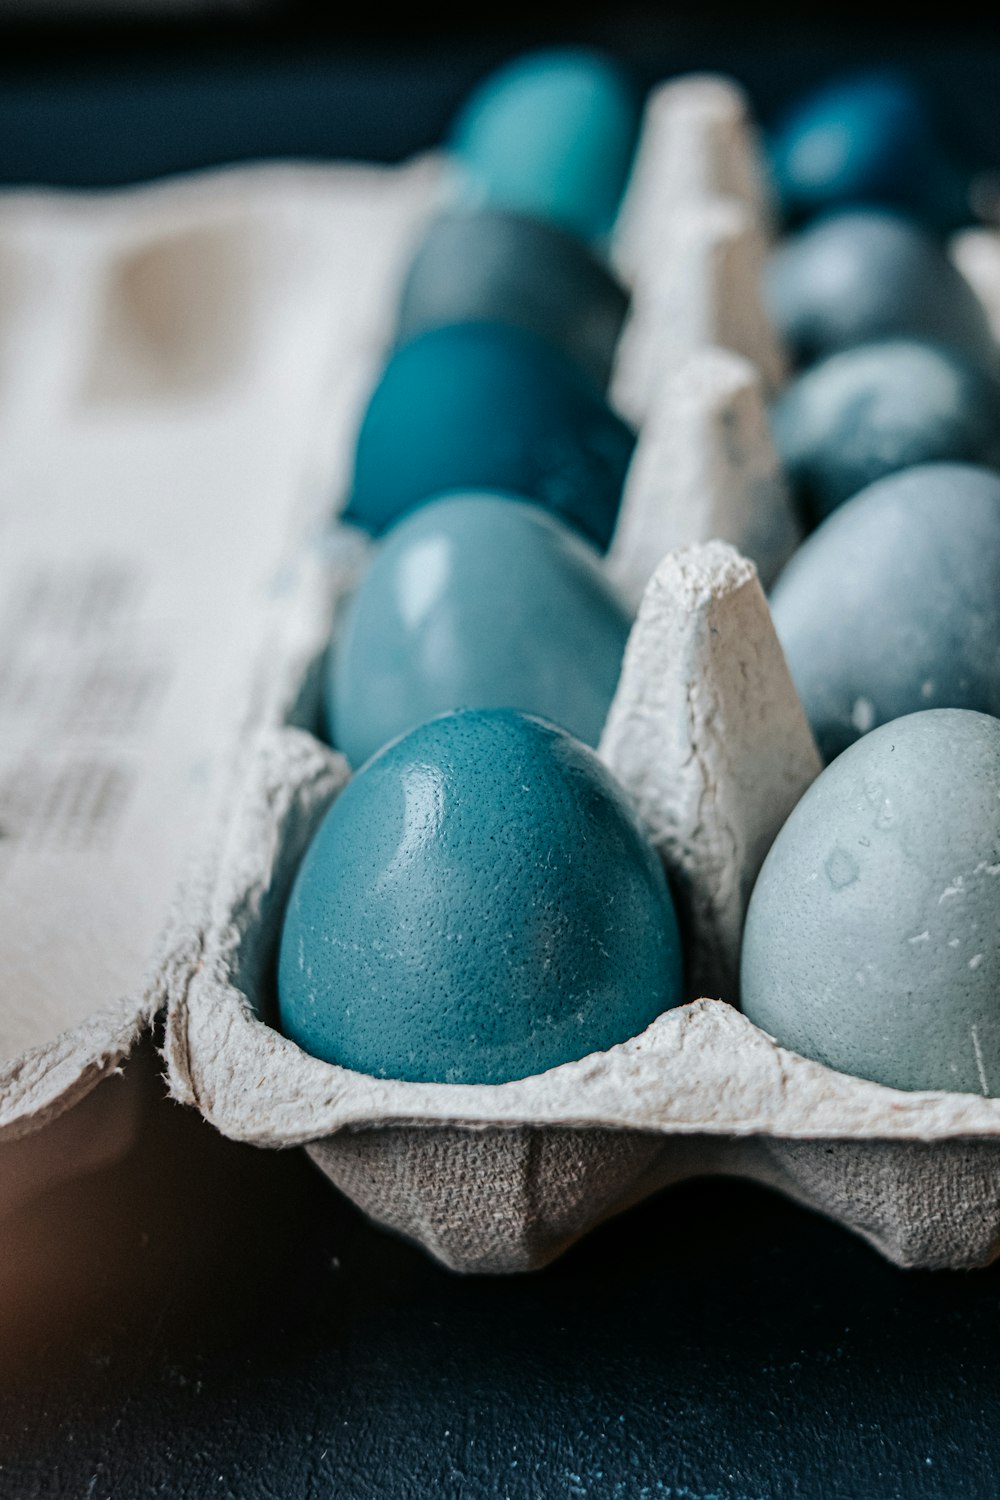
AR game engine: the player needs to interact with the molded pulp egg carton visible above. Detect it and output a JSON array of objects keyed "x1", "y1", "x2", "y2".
[{"x1": 6, "y1": 79, "x2": 1000, "y2": 1273}]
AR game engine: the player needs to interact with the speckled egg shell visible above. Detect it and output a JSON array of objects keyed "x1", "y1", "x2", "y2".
[
  {"x1": 772, "y1": 339, "x2": 1000, "y2": 524},
  {"x1": 769, "y1": 71, "x2": 968, "y2": 230},
  {"x1": 765, "y1": 209, "x2": 996, "y2": 370},
  {"x1": 769, "y1": 463, "x2": 1000, "y2": 763},
  {"x1": 395, "y1": 207, "x2": 629, "y2": 391},
  {"x1": 277, "y1": 708, "x2": 683, "y2": 1086},
  {"x1": 741, "y1": 709, "x2": 1000, "y2": 1094},
  {"x1": 343, "y1": 322, "x2": 635, "y2": 551},
  {"x1": 449, "y1": 48, "x2": 640, "y2": 242},
  {"x1": 328, "y1": 493, "x2": 632, "y2": 768}
]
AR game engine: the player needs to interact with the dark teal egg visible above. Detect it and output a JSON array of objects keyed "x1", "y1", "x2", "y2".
[
  {"x1": 329, "y1": 493, "x2": 632, "y2": 767},
  {"x1": 772, "y1": 339, "x2": 1000, "y2": 524},
  {"x1": 395, "y1": 207, "x2": 629, "y2": 391},
  {"x1": 770, "y1": 463, "x2": 1000, "y2": 763},
  {"x1": 769, "y1": 71, "x2": 969, "y2": 231},
  {"x1": 277, "y1": 708, "x2": 683, "y2": 1085},
  {"x1": 449, "y1": 48, "x2": 640, "y2": 242},
  {"x1": 765, "y1": 209, "x2": 996, "y2": 370},
  {"x1": 343, "y1": 322, "x2": 635, "y2": 551},
  {"x1": 741, "y1": 709, "x2": 1000, "y2": 1093}
]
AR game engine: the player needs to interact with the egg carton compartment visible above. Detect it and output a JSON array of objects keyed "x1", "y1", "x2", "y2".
[
  {"x1": 4, "y1": 74, "x2": 999, "y2": 1271},
  {"x1": 161, "y1": 77, "x2": 1000, "y2": 1275}
]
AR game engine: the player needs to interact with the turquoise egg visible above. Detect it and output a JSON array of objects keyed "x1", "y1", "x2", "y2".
[
  {"x1": 449, "y1": 48, "x2": 640, "y2": 241},
  {"x1": 765, "y1": 209, "x2": 996, "y2": 370},
  {"x1": 769, "y1": 71, "x2": 969, "y2": 231},
  {"x1": 395, "y1": 207, "x2": 629, "y2": 391},
  {"x1": 741, "y1": 709, "x2": 1000, "y2": 1093},
  {"x1": 278, "y1": 708, "x2": 683, "y2": 1085},
  {"x1": 328, "y1": 493, "x2": 632, "y2": 768},
  {"x1": 772, "y1": 339, "x2": 1000, "y2": 524},
  {"x1": 343, "y1": 322, "x2": 635, "y2": 551},
  {"x1": 770, "y1": 464, "x2": 1000, "y2": 763}
]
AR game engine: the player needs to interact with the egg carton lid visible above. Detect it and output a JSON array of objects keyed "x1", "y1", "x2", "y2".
[{"x1": 0, "y1": 153, "x2": 444, "y2": 1151}]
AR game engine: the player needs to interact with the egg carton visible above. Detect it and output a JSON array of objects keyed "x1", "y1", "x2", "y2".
[{"x1": 6, "y1": 77, "x2": 1000, "y2": 1272}]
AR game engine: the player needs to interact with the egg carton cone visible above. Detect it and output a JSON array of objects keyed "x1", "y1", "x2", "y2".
[
  {"x1": 0, "y1": 154, "x2": 442, "y2": 1219},
  {"x1": 951, "y1": 228, "x2": 1000, "y2": 345}
]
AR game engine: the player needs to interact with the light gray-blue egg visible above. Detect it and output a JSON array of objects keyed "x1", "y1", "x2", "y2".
[
  {"x1": 772, "y1": 339, "x2": 1000, "y2": 524},
  {"x1": 770, "y1": 463, "x2": 1000, "y2": 762},
  {"x1": 741, "y1": 709, "x2": 1000, "y2": 1094},
  {"x1": 328, "y1": 492, "x2": 632, "y2": 768},
  {"x1": 765, "y1": 209, "x2": 996, "y2": 370}
]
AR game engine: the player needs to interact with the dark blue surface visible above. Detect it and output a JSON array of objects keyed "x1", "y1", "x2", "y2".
[{"x1": 3, "y1": 1063, "x2": 1000, "y2": 1499}]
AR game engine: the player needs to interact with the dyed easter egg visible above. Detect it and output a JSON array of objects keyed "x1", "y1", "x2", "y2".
[
  {"x1": 278, "y1": 708, "x2": 683, "y2": 1085},
  {"x1": 328, "y1": 493, "x2": 632, "y2": 767},
  {"x1": 343, "y1": 322, "x2": 635, "y2": 551},
  {"x1": 741, "y1": 709, "x2": 1000, "y2": 1094},
  {"x1": 772, "y1": 339, "x2": 1000, "y2": 524},
  {"x1": 395, "y1": 207, "x2": 629, "y2": 391},
  {"x1": 449, "y1": 48, "x2": 640, "y2": 241},
  {"x1": 765, "y1": 209, "x2": 996, "y2": 370},
  {"x1": 770, "y1": 463, "x2": 1000, "y2": 763},
  {"x1": 769, "y1": 71, "x2": 969, "y2": 230}
]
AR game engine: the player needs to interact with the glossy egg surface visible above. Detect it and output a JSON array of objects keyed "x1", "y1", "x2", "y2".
[
  {"x1": 278, "y1": 708, "x2": 684, "y2": 1085},
  {"x1": 449, "y1": 48, "x2": 640, "y2": 241},
  {"x1": 329, "y1": 493, "x2": 632, "y2": 767},
  {"x1": 344, "y1": 322, "x2": 635, "y2": 551}
]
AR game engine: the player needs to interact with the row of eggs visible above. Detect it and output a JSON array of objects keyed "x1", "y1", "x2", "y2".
[{"x1": 280, "y1": 53, "x2": 1000, "y2": 1103}]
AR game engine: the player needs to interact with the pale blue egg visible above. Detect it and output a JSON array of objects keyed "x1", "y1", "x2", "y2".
[
  {"x1": 329, "y1": 493, "x2": 632, "y2": 767},
  {"x1": 765, "y1": 209, "x2": 996, "y2": 370},
  {"x1": 772, "y1": 339, "x2": 1000, "y2": 524},
  {"x1": 741, "y1": 709, "x2": 1000, "y2": 1093},
  {"x1": 770, "y1": 463, "x2": 1000, "y2": 762}
]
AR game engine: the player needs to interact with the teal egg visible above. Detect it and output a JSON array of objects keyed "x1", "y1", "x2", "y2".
[
  {"x1": 769, "y1": 71, "x2": 969, "y2": 231},
  {"x1": 741, "y1": 709, "x2": 1000, "y2": 1093},
  {"x1": 772, "y1": 339, "x2": 1000, "y2": 524},
  {"x1": 343, "y1": 322, "x2": 635, "y2": 551},
  {"x1": 395, "y1": 207, "x2": 629, "y2": 391},
  {"x1": 765, "y1": 209, "x2": 996, "y2": 370},
  {"x1": 770, "y1": 464, "x2": 1000, "y2": 763},
  {"x1": 278, "y1": 708, "x2": 683, "y2": 1085},
  {"x1": 329, "y1": 493, "x2": 632, "y2": 768},
  {"x1": 450, "y1": 48, "x2": 640, "y2": 241}
]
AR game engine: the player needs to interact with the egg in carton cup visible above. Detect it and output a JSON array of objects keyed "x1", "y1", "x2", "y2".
[
  {"x1": 156, "y1": 77, "x2": 1000, "y2": 1275},
  {"x1": 4, "y1": 77, "x2": 998, "y2": 1273}
]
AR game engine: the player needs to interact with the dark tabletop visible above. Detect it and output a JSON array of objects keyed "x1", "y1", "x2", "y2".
[
  {"x1": 3, "y1": 1042, "x2": 1000, "y2": 1500},
  {"x1": 3, "y1": 21, "x2": 1000, "y2": 1497}
]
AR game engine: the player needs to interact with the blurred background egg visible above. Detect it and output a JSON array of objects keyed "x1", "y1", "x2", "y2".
[
  {"x1": 328, "y1": 493, "x2": 631, "y2": 768},
  {"x1": 278, "y1": 708, "x2": 683, "y2": 1086},
  {"x1": 344, "y1": 321, "x2": 635, "y2": 550},
  {"x1": 449, "y1": 48, "x2": 640, "y2": 242},
  {"x1": 741, "y1": 709, "x2": 1000, "y2": 1094},
  {"x1": 395, "y1": 206, "x2": 629, "y2": 392},
  {"x1": 770, "y1": 463, "x2": 1000, "y2": 763},
  {"x1": 772, "y1": 338, "x2": 1000, "y2": 525},
  {"x1": 768, "y1": 70, "x2": 970, "y2": 231},
  {"x1": 764, "y1": 208, "x2": 996, "y2": 370}
]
